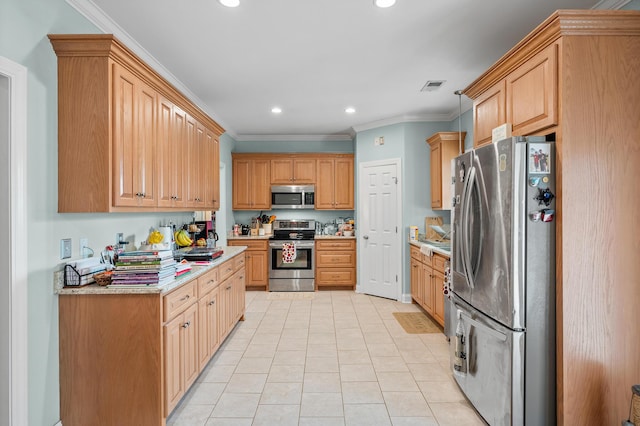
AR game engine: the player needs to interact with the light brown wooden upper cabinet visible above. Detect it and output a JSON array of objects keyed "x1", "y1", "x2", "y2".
[
  {"x1": 112, "y1": 63, "x2": 157, "y2": 207},
  {"x1": 473, "y1": 81, "x2": 506, "y2": 148},
  {"x1": 427, "y1": 132, "x2": 465, "y2": 210},
  {"x1": 506, "y1": 43, "x2": 558, "y2": 136},
  {"x1": 315, "y1": 155, "x2": 354, "y2": 210},
  {"x1": 49, "y1": 34, "x2": 224, "y2": 212},
  {"x1": 469, "y1": 43, "x2": 558, "y2": 148},
  {"x1": 270, "y1": 156, "x2": 316, "y2": 184},
  {"x1": 232, "y1": 155, "x2": 271, "y2": 210}
]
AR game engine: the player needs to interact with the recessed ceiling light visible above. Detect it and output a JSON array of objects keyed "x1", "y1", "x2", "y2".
[
  {"x1": 345, "y1": 107, "x2": 356, "y2": 114},
  {"x1": 219, "y1": 0, "x2": 240, "y2": 7},
  {"x1": 374, "y1": 0, "x2": 396, "y2": 8},
  {"x1": 271, "y1": 107, "x2": 282, "y2": 114}
]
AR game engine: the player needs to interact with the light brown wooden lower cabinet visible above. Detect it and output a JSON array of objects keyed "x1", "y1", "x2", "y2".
[
  {"x1": 228, "y1": 239, "x2": 268, "y2": 290},
  {"x1": 58, "y1": 253, "x2": 245, "y2": 426},
  {"x1": 315, "y1": 239, "x2": 356, "y2": 289},
  {"x1": 409, "y1": 244, "x2": 447, "y2": 326}
]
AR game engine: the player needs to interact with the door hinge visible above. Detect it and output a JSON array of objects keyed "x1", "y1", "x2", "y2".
[
  {"x1": 395, "y1": 226, "x2": 398, "y2": 233},
  {"x1": 396, "y1": 275, "x2": 398, "y2": 282},
  {"x1": 393, "y1": 177, "x2": 398, "y2": 184}
]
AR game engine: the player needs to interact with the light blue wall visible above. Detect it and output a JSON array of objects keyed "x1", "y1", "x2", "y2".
[
  {"x1": 354, "y1": 117, "x2": 472, "y2": 297},
  {"x1": 622, "y1": 0, "x2": 640, "y2": 10},
  {"x1": 233, "y1": 139, "x2": 353, "y2": 153},
  {"x1": 1, "y1": 1, "x2": 199, "y2": 424}
]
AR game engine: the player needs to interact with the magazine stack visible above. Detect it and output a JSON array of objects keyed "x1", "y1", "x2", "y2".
[{"x1": 109, "y1": 250, "x2": 176, "y2": 287}]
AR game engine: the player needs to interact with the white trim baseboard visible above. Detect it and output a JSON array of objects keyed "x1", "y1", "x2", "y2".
[{"x1": 0, "y1": 56, "x2": 28, "y2": 426}]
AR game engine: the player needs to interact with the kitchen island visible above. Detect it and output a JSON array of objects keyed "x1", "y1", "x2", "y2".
[{"x1": 55, "y1": 246, "x2": 247, "y2": 426}]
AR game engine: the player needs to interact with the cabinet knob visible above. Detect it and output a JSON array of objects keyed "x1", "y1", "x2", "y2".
[{"x1": 182, "y1": 321, "x2": 190, "y2": 328}]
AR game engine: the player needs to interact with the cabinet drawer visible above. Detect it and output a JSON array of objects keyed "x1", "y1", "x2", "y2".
[
  {"x1": 229, "y1": 239, "x2": 268, "y2": 251},
  {"x1": 163, "y1": 281, "x2": 197, "y2": 323},
  {"x1": 198, "y1": 266, "x2": 219, "y2": 297},
  {"x1": 316, "y1": 239, "x2": 356, "y2": 250},
  {"x1": 316, "y1": 268, "x2": 356, "y2": 285},
  {"x1": 316, "y1": 251, "x2": 355, "y2": 268},
  {"x1": 410, "y1": 245, "x2": 421, "y2": 261},
  {"x1": 218, "y1": 258, "x2": 235, "y2": 283},
  {"x1": 233, "y1": 254, "x2": 246, "y2": 271},
  {"x1": 421, "y1": 252, "x2": 433, "y2": 267},
  {"x1": 433, "y1": 254, "x2": 449, "y2": 273}
]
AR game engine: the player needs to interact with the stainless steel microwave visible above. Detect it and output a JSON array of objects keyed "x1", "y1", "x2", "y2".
[{"x1": 271, "y1": 185, "x2": 315, "y2": 209}]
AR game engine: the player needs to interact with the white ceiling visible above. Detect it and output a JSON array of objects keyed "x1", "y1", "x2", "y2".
[{"x1": 71, "y1": 0, "x2": 608, "y2": 140}]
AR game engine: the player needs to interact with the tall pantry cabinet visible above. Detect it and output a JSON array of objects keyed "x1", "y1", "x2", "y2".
[{"x1": 463, "y1": 10, "x2": 640, "y2": 425}]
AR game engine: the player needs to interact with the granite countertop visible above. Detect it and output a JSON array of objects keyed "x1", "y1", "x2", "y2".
[
  {"x1": 227, "y1": 235, "x2": 272, "y2": 240},
  {"x1": 409, "y1": 240, "x2": 451, "y2": 257},
  {"x1": 54, "y1": 246, "x2": 247, "y2": 295}
]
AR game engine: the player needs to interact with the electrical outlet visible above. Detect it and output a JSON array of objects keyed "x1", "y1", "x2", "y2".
[
  {"x1": 60, "y1": 238, "x2": 72, "y2": 259},
  {"x1": 375, "y1": 136, "x2": 385, "y2": 146},
  {"x1": 80, "y1": 238, "x2": 89, "y2": 258}
]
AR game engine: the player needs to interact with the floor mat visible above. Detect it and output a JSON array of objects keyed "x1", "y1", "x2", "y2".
[
  {"x1": 392, "y1": 312, "x2": 442, "y2": 334},
  {"x1": 266, "y1": 292, "x2": 315, "y2": 300}
]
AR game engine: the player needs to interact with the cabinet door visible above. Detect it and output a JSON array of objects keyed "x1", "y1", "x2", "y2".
[
  {"x1": 172, "y1": 106, "x2": 187, "y2": 206},
  {"x1": 473, "y1": 80, "x2": 506, "y2": 148},
  {"x1": 433, "y1": 271, "x2": 445, "y2": 326},
  {"x1": 411, "y1": 258, "x2": 422, "y2": 305},
  {"x1": 506, "y1": 43, "x2": 558, "y2": 136},
  {"x1": 232, "y1": 158, "x2": 252, "y2": 209},
  {"x1": 430, "y1": 142, "x2": 443, "y2": 208},
  {"x1": 315, "y1": 158, "x2": 335, "y2": 209},
  {"x1": 157, "y1": 97, "x2": 174, "y2": 207},
  {"x1": 208, "y1": 288, "x2": 219, "y2": 354},
  {"x1": 423, "y1": 263, "x2": 434, "y2": 315},
  {"x1": 163, "y1": 315, "x2": 183, "y2": 415},
  {"x1": 334, "y1": 157, "x2": 354, "y2": 209},
  {"x1": 251, "y1": 159, "x2": 271, "y2": 210},
  {"x1": 113, "y1": 64, "x2": 156, "y2": 207},
  {"x1": 210, "y1": 132, "x2": 220, "y2": 210},
  {"x1": 270, "y1": 158, "x2": 294, "y2": 183},
  {"x1": 246, "y1": 250, "x2": 268, "y2": 286},
  {"x1": 200, "y1": 127, "x2": 218, "y2": 209},
  {"x1": 198, "y1": 295, "x2": 211, "y2": 371},
  {"x1": 185, "y1": 115, "x2": 200, "y2": 207},
  {"x1": 183, "y1": 303, "x2": 199, "y2": 391},
  {"x1": 293, "y1": 158, "x2": 316, "y2": 183}
]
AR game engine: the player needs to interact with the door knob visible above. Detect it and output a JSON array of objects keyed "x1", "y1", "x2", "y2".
[{"x1": 363, "y1": 235, "x2": 369, "y2": 240}]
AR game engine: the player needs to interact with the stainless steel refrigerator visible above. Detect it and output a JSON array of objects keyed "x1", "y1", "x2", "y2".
[{"x1": 448, "y1": 136, "x2": 556, "y2": 425}]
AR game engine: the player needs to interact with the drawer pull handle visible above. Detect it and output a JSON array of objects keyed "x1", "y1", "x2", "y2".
[
  {"x1": 179, "y1": 295, "x2": 190, "y2": 302},
  {"x1": 182, "y1": 321, "x2": 191, "y2": 328},
  {"x1": 226, "y1": 285, "x2": 232, "y2": 290}
]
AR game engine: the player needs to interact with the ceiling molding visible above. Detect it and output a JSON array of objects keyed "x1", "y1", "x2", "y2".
[
  {"x1": 65, "y1": 0, "x2": 233, "y2": 134},
  {"x1": 351, "y1": 105, "x2": 472, "y2": 133},
  {"x1": 592, "y1": 0, "x2": 631, "y2": 9},
  {"x1": 234, "y1": 134, "x2": 355, "y2": 142}
]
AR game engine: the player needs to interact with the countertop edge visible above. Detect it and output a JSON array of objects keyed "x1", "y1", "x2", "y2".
[
  {"x1": 409, "y1": 240, "x2": 451, "y2": 257},
  {"x1": 54, "y1": 246, "x2": 247, "y2": 295},
  {"x1": 227, "y1": 235, "x2": 357, "y2": 240}
]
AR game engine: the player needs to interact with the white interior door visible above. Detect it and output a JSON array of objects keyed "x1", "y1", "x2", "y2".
[{"x1": 358, "y1": 159, "x2": 401, "y2": 300}]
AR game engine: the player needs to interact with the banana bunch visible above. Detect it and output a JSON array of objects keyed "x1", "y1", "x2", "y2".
[
  {"x1": 174, "y1": 229, "x2": 193, "y2": 247},
  {"x1": 147, "y1": 229, "x2": 164, "y2": 244}
]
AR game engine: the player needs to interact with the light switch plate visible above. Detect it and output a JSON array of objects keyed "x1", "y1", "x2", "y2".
[{"x1": 60, "y1": 238, "x2": 72, "y2": 259}]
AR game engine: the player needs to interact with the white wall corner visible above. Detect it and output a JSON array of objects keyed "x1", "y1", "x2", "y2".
[{"x1": 400, "y1": 293, "x2": 413, "y2": 304}]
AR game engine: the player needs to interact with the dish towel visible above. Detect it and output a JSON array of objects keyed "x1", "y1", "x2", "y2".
[
  {"x1": 282, "y1": 243, "x2": 297, "y2": 263},
  {"x1": 420, "y1": 245, "x2": 433, "y2": 257}
]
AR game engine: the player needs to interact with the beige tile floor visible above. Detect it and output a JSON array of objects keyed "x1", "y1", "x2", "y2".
[{"x1": 167, "y1": 290, "x2": 486, "y2": 426}]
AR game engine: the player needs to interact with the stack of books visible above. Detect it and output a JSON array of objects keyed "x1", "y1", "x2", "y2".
[
  {"x1": 109, "y1": 250, "x2": 176, "y2": 287},
  {"x1": 175, "y1": 259, "x2": 192, "y2": 278}
]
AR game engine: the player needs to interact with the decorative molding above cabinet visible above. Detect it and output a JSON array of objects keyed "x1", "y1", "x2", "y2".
[{"x1": 49, "y1": 34, "x2": 224, "y2": 212}]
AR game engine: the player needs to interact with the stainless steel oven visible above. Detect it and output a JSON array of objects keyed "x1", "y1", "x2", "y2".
[{"x1": 268, "y1": 219, "x2": 316, "y2": 292}]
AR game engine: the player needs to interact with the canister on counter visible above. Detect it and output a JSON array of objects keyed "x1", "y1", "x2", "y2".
[{"x1": 409, "y1": 226, "x2": 419, "y2": 241}]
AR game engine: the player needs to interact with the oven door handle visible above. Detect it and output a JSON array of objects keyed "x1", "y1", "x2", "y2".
[{"x1": 269, "y1": 241, "x2": 315, "y2": 248}]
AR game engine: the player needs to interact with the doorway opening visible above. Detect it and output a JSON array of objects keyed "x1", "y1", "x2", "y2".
[{"x1": 0, "y1": 56, "x2": 28, "y2": 426}]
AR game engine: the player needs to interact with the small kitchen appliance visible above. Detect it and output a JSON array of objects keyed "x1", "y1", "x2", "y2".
[
  {"x1": 268, "y1": 219, "x2": 316, "y2": 291},
  {"x1": 271, "y1": 185, "x2": 315, "y2": 209},
  {"x1": 449, "y1": 136, "x2": 556, "y2": 425}
]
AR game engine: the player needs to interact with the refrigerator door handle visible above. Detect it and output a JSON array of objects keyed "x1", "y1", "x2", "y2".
[{"x1": 461, "y1": 166, "x2": 477, "y2": 289}]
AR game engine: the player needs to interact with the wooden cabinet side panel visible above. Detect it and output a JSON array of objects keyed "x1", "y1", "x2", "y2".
[
  {"x1": 59, "y1": 294, "x2": 163, "y2": 426},
  {"x1": 430, "y1": 143, "x2": 442, "y2": 208},
  {"x1": 57, "y1": 57, "x2": 111, "y2": 212}
]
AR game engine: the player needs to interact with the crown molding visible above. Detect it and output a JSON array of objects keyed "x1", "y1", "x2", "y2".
[
  {"x1": 65, "y1": 0, "x2": 232, "y2": 133},
  {"x1": 234, "y1": 134, "x2": 354, "y2": 142},
  {"x1": 351, "y1": 104, "x2": 472, "y2": 133}
]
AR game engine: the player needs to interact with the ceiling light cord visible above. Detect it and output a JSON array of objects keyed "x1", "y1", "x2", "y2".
[{"x1": 454, "y1": 90, "x2": 463, "y2": 155}]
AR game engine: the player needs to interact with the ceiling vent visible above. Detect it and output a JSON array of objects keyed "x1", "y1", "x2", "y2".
[{"x1": 421, "y1": 80, "x2": 446, "y2": 92}]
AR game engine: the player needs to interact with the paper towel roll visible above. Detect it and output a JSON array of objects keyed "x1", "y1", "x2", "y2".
[{"x1": 159, "y1": 226, "x2": 173, "y2": 244}]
